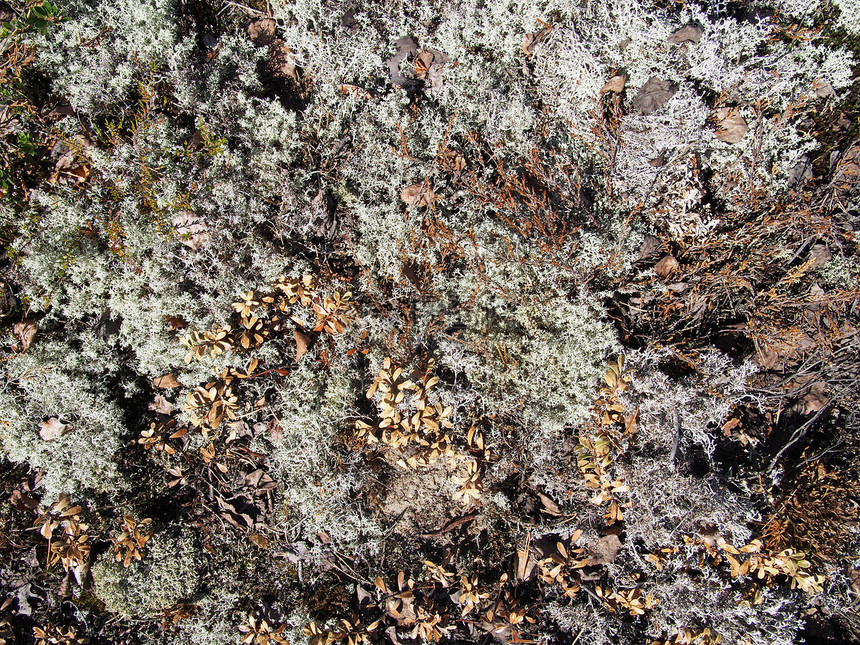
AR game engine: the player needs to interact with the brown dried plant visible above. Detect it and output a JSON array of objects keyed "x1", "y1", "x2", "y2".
[
  {"x1": 159, "y1": 603, "x2": 198, "y2": 631},
  {"x1": 678, "y1": 533, "x2": 825, "y2": 594},
  {"x1": 180, "y1": 274, "x2": 349, "y2": 369},
  {"x1": 34, "y1": 494, "x2": 89, "y2": 573},
  {"x1": 138, "y1": 419, "x2": 188, "y2": 454},
  {"x1": 356, "y1": 358, "x2": 454, "y2": 465},
  {"x1": 653, "y1": 627, "x2": 723, "y2": 645},
  {"x1": 535, "y1": 533, "x2": 588, "y2": 599},
  {"x1": 596, "y1": 586, "x2": 659, "y2": 616},
  {"x1": 304, "y1": 619, "x2": 378, "y2": 645},
  {"x1": 113, "y1": 515, "x2": 154, "y2": 567},
  {"x1": 312, "y1": 290, "x2": 354, "y2": 335},
  {"x1": 761, "y1": 458, "x2": 860, "y2": 560},
  {"x1": 239, "y1": 613, "x2": 289, "y2": 645},
  {"x1": 575, "y1": 356, "x2": 636, "y2": 525},
  {"x1": 32, "y1": 625, "x2": 89, "y2": 645},
  {"x1": 181, "y1": 325, "x2": 233, "y2": 363},
  {"x1": 454, "y1": 133, "x2": 594, "y2": 253},
  {"x1": 184, "y1": 381, "x2": 239, "y2": 438}
]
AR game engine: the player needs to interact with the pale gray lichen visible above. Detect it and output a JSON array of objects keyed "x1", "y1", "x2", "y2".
[{"x1": 91, "y1": 524, "x2": 202, "y2": 619}]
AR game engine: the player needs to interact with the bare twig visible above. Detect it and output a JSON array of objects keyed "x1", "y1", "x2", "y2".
[
  {"x1": 669, "y1": 406, "x2": 681, "y2": 465},
  {"x1": 767, "y1": 384, "x2": 852, "y2": 475}
]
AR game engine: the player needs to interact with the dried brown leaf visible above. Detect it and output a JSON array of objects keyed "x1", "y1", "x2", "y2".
[
  {"x1": 248, "y1": 533, "x2": 269, "y2": 549},
  {"x1": 269, "y1": 41, "x2": 298, "y2": 80},
  {"x1": 39, "y1": 418, "x2": 69, "y2": 441},
  {"x1": 536, "y1": 492, "x2": 562, "y2": 516},
  {"x1": 521, "y1": 25, "x2": 552, "y2": 57},
  {"x1": 247, "y1": 18, "x2": 277, "y2": 46},
  {"x1": 668, "y1": 24, "x2": 703, "y2": 44},
  {"x1": 294, "y1": 329, "x2": 312, "y2": 362},
  {"x1": 148, "y1": 395, "x2": 174, "y2": 416},
  {"x1": 401, "y1": 180, "x2": 436, "y2": 207},
  {"x1": 13, "y1": 320, "x2": 37, "y2": 352},
  {"x1": 714, "y1": 107, "x2": 748, "y2": 144},
  {"x1": 632, "y1": 77, "x2": 677, "y2": 114},
  {"x1": 338, "y1": 84, "x2": 374, "y2": 99},
  {"x1": 811, "y1": 78, "x2": 835, "y2": 98},
  {"x1": 600, "y1": 73, "x2": 627, "y2": 95},
  {"x1": 173, "y1": 211, "x2": 209, "y2": 251},
  {"x1": 654, "y1": 255, "x2": 679, "y2": 279},
  {"x1": 153, "y1": 374, "x2": 181, "y2": 388},
  {"x1": 586, "y1": 534, "x2": 623, "y2": 566}
]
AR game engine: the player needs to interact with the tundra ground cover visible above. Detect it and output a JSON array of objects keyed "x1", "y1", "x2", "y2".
[{"x1": 1, "y1": 0, "x2": 859, "y2": 643}]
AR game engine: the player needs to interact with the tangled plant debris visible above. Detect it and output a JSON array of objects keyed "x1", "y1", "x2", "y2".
[{"x1": 0, "y1": 0, "x2": 859, "y2": 643}]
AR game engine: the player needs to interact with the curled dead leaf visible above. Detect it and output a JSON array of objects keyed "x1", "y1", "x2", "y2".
[
  {"x1": 401, "y1": 180, "x2": 436, "y2": 207},
  {"x1": 714, "y1": 107, "x2": 748, "y2": 144},
  {"x1": 247, "y1": 18, "x2": 277, "y2": 46},
  {"x1": 248, "y1": 533, "x2": 270, "y2": 549},
  {"x1": 811, "y1": 78, "x2": 835, "y2": 98},
  {"x1": 521, "y1": 24, "x2": 552, "y2": 57},
  {"x1": 173, "y1": 211, "x2": 209, "y2": 251},
  {"x1": 148, "y1": 394, "x2": 174, "y2": 416},
  {"x1": 153, "y1": 374, "x2": 181, "y2": 389},
  {"x1": 268, "y1": 41, "x2": 298, "y2": 81},
  {"x1": 294, "y1": 329, "x2": 312, "y2": 362},
  {"x1": 633, "y1": 78, "x2": 677, "y2": 114},
  {"x1": 668, "y1": 23, "x2": 703, "y2": 44},
  {"x1": 586, "y1": 534, "x2": 622, "y2": 566},
  {"x1": 338, "y1": 84, "x2": 374, "y2": 99},
  {"x1": 13, "y1": 320, "x2": 37, "y2": 352},
  {"x1": 654, "y1": 255, "x2": 679, "y2": 279},
  {"x1": 600, "y1": 73, "x2": 627, "y2": 95},
  {"x1": 39, "y1": 418, "x2": 69, "y2": 441},
  {"x1": 536, "y1": 492, "x2": 562, "y2": 516}
]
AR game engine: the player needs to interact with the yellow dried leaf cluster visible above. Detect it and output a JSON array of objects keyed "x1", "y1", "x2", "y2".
[
  {"x1": 356, "y1": 358, "x2": 454, "y2": 467},
  {"x1": 681, "y1": 534, "x2": 826, "y2": 594},
  {"x1": 34, "y1": 494, "x2": 89, "y2": 573},
  {"x1": 113, "y1": 515, "x2": 154, "y2": 567},
  {"x1": 596, "y1": 585, "x2": 659, "y2": 616},
  {"x1": 181, "y1": 325, "x2": 232, "y2": 363},
  {"x1": 304, "y1": 619, "x2": 375, "y2": 645},
  {"x1": 32, "y1": 625, "x2": 88, "y2": 645},
  {"x1": 654, "y1": 627, "x2": 723, "y2": 645},
  {"x1": 535, "y1": 532, "x2": 588, "y2": 599},
  {"x1": 355, "y1": 358, "x2": 484, "y2": 503},
  {"x1": 575, "y1": 356, "x2": 635, "y2": 524},
  {"x1": 181, "y1": 273, "x2": 352, "y2": 364},
  {"x1": 273, "y1": 274, "x2": 315, "y2": 307},
  {"x1": 138, "y1": 419, "x2": 188, "y2": 454},
  {"x1": 239, "y1": 613, "x2": 289, "y2": 645},
  {"x1": 451, "y1": 459, "x2": 481, "y2": 505},
  {"x1": 183, "y1": 381, "x2": 239, "y2": 438},
  {"x1": 312, "y1": 291, "x2": 354, "y2": 335},
  {"x1": 456, "y1": 574, "x2": 491, "y2": 617}
]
